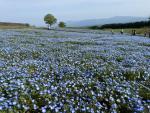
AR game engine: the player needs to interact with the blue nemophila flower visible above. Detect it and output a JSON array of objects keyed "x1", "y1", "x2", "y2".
[{"x1": 0, "y1": 29, "x2": 149, "y2": 112}]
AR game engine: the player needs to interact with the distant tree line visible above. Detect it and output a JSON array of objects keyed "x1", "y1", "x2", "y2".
[
  {"x1": 100, "y1": 21, "x2": 150, "y2": 29},
  {"x1": 89, "y1": 18, "x2": 150, "y2": 29}
]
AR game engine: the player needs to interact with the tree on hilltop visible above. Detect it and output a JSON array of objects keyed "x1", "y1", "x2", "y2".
[{"x1": 44, "y1": 14, "x2": 57, "y2": 29}]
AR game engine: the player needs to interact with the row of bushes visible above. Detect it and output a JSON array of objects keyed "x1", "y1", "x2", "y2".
[{"x1": 89, "y1": 21, "x2": 150, "y2": 29}]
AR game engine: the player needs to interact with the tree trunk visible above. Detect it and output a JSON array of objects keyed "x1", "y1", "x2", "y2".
[{"x1": 47, "y1": 24, "x2": 49, "y2": 30}]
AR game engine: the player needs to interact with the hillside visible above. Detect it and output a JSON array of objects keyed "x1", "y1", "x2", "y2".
[
  {"x1": 0, "y1": 22, "x2": 30, "y2": 29},
  {"x1": 0, "y1": 29, "x2": 149, "y2": 112},
  {"x1": 67, "y1": 16, "x2": 147, "y2": 27}
]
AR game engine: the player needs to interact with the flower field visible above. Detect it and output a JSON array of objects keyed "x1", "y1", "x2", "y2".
[{"x1": 0, "y1": 29, "x2": 150, "y2": 113}]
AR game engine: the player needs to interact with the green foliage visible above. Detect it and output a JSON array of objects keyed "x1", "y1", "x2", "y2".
[
  {"x1": 59, "y1": 21, "x2": 66, "y2": 28},
  {"x1": 44, "y1": 14, "x2": 57, "y2": 29},
  {"x1": 32, "y1": 51, "x2": 41, "y2": 59},
  {"x1": 139, "y1": 43, "x2": 150, "y2": 47},
  {"x1": 116, "y1": 56, "x2": 124, "y2": 62},
  {"x1": 123, "y1": 70, "x2": 145, "y2": 81},
  {"x1": 28, "y1": 65, "x2": 37, "y2": 74},
  {"x1": 139, "y1": 87, "x2": 150, "y2": 100}
]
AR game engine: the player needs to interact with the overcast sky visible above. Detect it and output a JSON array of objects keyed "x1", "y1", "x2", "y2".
[{"x1": 0, "y1": 0, "x2": 150, "y2": 26}]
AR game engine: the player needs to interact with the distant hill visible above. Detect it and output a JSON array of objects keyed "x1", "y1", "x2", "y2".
[
  {"x1": 66, "y1": 16, "x2": 147, "y2": 27},
  {"x1": 0, "y1": 22, "x2": 30, "y2": 29}
]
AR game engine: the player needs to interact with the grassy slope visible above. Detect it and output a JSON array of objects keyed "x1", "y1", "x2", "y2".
[
  {"x1": 0, "y1": 22, "x2": 30, "y2": 29},
  {"x1": 0, "y1": 25, "x2": 30, "y2": 29}
]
